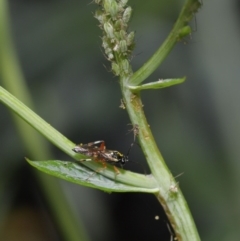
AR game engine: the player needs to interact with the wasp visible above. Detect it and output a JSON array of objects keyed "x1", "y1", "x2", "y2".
[{"x1": 72, "y1": 140, "x2": 130, "y2": 177}]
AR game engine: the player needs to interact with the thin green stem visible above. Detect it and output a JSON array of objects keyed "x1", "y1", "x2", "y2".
[
  {"x1": 119, "y1": 0, "x2": 202, "y2": 240},
  {"x1": 129, "y1": 0, "x2": 200, "y2": 86},
  {"x1": 121, "y1": 80, "x2": 200, "y2": 241},
  {"x1": 0, "y1": 86, "x2": 158, "y2": 191}
]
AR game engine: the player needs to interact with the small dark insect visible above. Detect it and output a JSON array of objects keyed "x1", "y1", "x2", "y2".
[{"x1": 72, "y1": 140, "x2": 131, "y2": 177}]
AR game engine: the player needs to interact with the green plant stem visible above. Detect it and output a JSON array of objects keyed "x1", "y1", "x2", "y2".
[
  {"x1": 0, "y1": 86, "x2": 158, "y2": 191},
  {"x1": 0, "y1": 1, "x2": 89, "y2": 240},
  {"x1": 119, "y1": 0, "x2": 202, "y2": 240},
  {"x1": 129, "y1": 0, "x2": 200, "y2": 86},
  {"x1": 121, "y1": 81, "x2": 200, "y2": 241}
]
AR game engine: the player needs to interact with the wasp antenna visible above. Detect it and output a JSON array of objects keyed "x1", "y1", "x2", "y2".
[
  {"x1": 125, "y1": 140, "x2": 147, "y2": 174},
  {"x1": 126, "y1": 142, "x2": 135, "y2": 157}
]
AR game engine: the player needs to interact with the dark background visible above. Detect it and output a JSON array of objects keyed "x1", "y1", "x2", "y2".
[{"x1": 1, "y1": 0, "x2": 240, "y2": 240}]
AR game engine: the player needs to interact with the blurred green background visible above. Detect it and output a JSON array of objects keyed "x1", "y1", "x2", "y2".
[{"x1": 1, "y1": 0, "x2": 240, "y2": 240}]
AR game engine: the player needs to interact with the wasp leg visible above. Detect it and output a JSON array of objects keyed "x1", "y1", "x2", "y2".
[
  {"x1": 85, "y1": 166, "x2": 107, "y2": 181},
  {"x1": 113, "y1": 166, "x2": 120, "y2": 175},
  {"x1": 85, "y1": 161, "x2": 121, "y2": 182},
  {"x1": 85, "y1": 171, "x2": 97, "y2": 181},
  {"x1": 85, "y1": 160, "x2": 107, "y2": 181}
]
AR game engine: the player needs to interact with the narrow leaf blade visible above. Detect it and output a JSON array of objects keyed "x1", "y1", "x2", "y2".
[{"x1": 27, "y1": 159, "x2": 159, "y2": 193}]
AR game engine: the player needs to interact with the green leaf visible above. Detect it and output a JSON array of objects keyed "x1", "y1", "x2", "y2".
[
  {"x1": 0, "y1": 87, "x2": 158, "y2": 193},
  {"x1": 128, "y1": 77, "x2": 186, "y2": 92},
  {"x1": 27, "y1": 159, "x2": 159, "y2": 193}
]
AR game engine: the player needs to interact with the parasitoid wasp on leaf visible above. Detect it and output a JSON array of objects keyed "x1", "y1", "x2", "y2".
[{"x1": 72, "y1": 140, "x2": 133, "y2": 179}]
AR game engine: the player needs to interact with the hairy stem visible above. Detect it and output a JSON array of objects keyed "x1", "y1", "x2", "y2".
[{"x1": 119, "y1": 0, "x2": 202, "y2": 240}]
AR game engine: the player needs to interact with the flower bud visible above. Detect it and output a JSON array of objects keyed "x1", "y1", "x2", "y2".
[
  {"x1": 104, "y1": 0, "x2": 119, "y2": 19},
  {"x1": 94, "y1": 9, "x2": 106, "y2": 25},
  {"x1": 120, "y1": 59, "x2": 130, "y2": 74},
  {"x1": 112, "y1": 62, "x2": 120, "y2": 76},
  {"x1": 126, "y1": 31, "x2": 134, "y2": 46},
  {"x1": 118, "y1": 0, "x2": 128, "y2": 8},
  {"x1": 104, "y1": 22, "x2": 115, "y2": 39},
  {"x1": 119, "y1": 40, "x2": 127, "y2": 53},
  {"x1": 123, "y1": 6, "x2": 132, "y2": 24}
]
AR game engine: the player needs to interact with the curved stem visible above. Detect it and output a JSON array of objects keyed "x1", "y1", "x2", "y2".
[
  {"x1": 119, "y1": 0, "x2": 202, "y2": 240},
  {"x1": 129, "y1": 0, "x2": 200, "y2": 86}
]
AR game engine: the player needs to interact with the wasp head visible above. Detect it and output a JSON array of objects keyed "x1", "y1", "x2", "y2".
[{"x1": 112, "y1": 151, "x2": 128, "y2": 165}]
